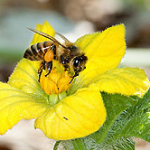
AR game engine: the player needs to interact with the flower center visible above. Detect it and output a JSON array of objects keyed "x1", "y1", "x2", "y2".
[{"x1": 40, "y1": 67, "x2": 72, "y2": 95}]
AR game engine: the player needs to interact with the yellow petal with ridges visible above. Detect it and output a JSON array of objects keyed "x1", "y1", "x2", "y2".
[
  {"x1": 8, "y1": 59, "x2": 45, "y2": 96},
  {"x1": 30, "y1": 21, "x2": 55, "y2": 45},
  {"x1": 75, "y1": 24, "x2": 126, "y2": 85},
  {"x1": 93, "y1": 67, "x2": 150, "y2": 97},
  {"x1": 35, "y1": 86, "x2": 106, "y2": 140},
  {"x1": 0, "y1": 82, "x2": 47, "y2": 134}
]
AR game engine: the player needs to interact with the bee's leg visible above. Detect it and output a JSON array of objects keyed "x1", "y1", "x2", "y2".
[
  {"x1": 38, "y1": 61, "x2": 45, "y2": 74},
  {"x1": 60, "y1": 55, "x2": 66, "y2": 65},
  {"x1": 51, "y1": 44, "x2": 56, "y2": 59},
  {"x1": 69, "y1": 72, "x2": 79, "y2": 84},
  {"x1": 60, "y1": 55, "x2": 70, "y2": 72},
  {"x1": 38, "y1": 70, "x2": 42, "y2": 82},
  {"x1": 38, "y1": 61, "x2": 45, "y2": 82},
  {"x1": 45, "y1": 61, "x2": 53, "y2": 77},
  {"x1": 64, "y1": 64, "x2": 69, "y2": 71}
]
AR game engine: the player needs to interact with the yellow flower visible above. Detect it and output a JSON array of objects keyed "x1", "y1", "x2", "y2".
[{"x1": 0, "y1": 21, "x2": 149, "y2": 140}]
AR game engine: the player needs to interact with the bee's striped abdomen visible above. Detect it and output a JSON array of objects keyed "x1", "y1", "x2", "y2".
[{"x1": 23, "y1": 41, "x2": 53, "y2": 61}]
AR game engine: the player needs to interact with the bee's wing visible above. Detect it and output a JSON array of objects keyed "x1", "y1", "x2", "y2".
[
  {"x1": 55, "y1": 32, "x2": 75, "y2": 49},
  {"x1": 55, "y1": 32, "x2": 70, "y2": 43},
  {"x1": 28, "y1": 28, "x2": 67, "y2": 49}
]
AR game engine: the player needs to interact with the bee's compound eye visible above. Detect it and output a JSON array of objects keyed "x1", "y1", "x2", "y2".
[
  {"x1": 73, "y1": 57, "x2": 79, "y2": 67},
  {"x1": 71, "y1": 46, "x2": 77, "y2": 50}
]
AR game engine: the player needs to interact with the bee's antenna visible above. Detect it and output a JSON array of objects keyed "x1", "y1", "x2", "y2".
[{"x1": 28, "y1": 28, "x2": 67, "y2": 49}]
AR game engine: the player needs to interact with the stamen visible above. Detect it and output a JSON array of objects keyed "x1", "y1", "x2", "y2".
[{"x1": 40, "y1": 68, "x2": 72, "y2": 95}]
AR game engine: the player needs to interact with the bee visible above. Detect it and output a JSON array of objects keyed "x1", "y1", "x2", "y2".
[{"x1": 23, "y1": 28, "x2": 88, "y2": 83}]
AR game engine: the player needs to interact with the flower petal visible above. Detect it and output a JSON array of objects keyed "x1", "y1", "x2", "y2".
[
  {"x1": 8, "y1": 59, "x2": 46, "y2": 96},
  {"x1": 0, "y1": 82, "x2": 47, "y2": 134},
  {"x1": 35, "y1": 86, "x2": 106, "y2": 140},
  {"x1": 30, "y1": 21, "x2": 55, "y2": 45},
  {"x1": 75, "y1": 24, "x2": 126, "y2": 85},
  {"x1": 93, "y1": 67, "x2": 150, "y2": 97}
]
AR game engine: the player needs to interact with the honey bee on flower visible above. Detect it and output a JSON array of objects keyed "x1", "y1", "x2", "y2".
[{"x1": 24, "y1": 28, "x2": 87, "y2": 83}]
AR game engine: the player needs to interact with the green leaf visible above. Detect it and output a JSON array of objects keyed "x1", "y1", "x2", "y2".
[
  {"x1": 110, "y1": 88, "x2": 150, "y2": 142},
  {"x1": 60, "y1": 137, "x2": 134, "y2": 150},
  {"x1": 53, "y1": 141, "x2": 61, "y2": 150},
  {"x1": 94, "y1": 92, "x2": 139, "y2": 144}
]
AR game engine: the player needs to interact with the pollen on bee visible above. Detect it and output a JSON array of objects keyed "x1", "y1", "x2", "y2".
[{"x1": 44, "y1": 50, "x2": 54, "y2": 62}]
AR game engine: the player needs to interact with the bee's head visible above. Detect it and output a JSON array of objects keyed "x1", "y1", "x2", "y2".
[{"x1": 72, "y1": 54, "x2": 88, "y2": 76}]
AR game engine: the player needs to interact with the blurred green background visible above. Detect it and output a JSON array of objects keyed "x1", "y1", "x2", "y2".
[{"x1": 0, "y1": 0, "x2": 150, "y2": 81}]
